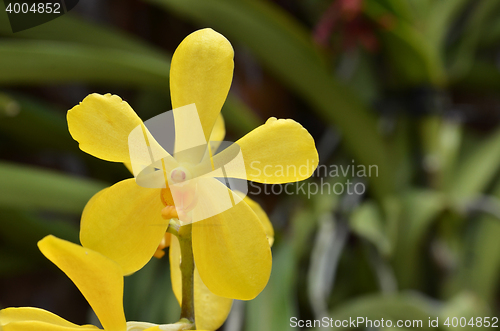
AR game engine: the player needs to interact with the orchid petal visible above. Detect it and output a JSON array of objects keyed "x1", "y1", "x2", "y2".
[
  {"x1": 38, "y1": 236, "x2": 126, "y2": 331},
  {"x1": 3, "y1": 321, "x2": 99, "y2": 331},
  {"x1": 192, "y1": 180, "x2": 271, "y2": 300},
  {"x1": 67, "y1": 94, "x2": 142, "y2": 163},
  {"x1": 0, "y1": 308, "x2": 95, "y2": 329},
  {"x1": 213, "y1": 118, "x2": 318, "y2": 184},
  {"x1": 170, "y1": 29, "x2": 233, "y2": 141},
  {"x1": 80, "y1": 179, "x2": 167, "y2": 275},
  {"x1": 210, "y1": 114, "x2": 226, "y2": 143},
  {"x1": 238, "y1": 193, "x2": 274, "y2": 247}
]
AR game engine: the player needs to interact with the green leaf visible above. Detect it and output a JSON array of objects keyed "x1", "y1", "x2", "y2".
[
  {"x1": 389, "y1": 117, "x2": 413, "y2": 191},
  {"x1": 246, "y1": 241, "x2": 297, "y2": 331},
  {"x1": 392, "y1": 189, "x2": 446, "y2": 288},
  {"x1": 461, "y1": 215, "x2": 500, "y2": 303},
  {"x1": 0, "y1": 40, "x2": 170, "y2": 89},
  {"x1": 419, "y1": 116, "x2": 463, "y2": 190},
  {"x1": 454, "y1": 178, "x2": 500, "y2": 303},
  {"x1": 450, "y1": 126, "x2": 500, "y2": 199},
  {"x1": 308, "y1": 213, "x2": 348, "y2": 317},
  {"x1": 0, "y1": 208, "x2": 79, "y2": 275},
  {"x1": 124, "y1": 258, "x2": 179, "y2": 324},
  {"x1": 147, "y1": 0, "x2": 394, "y2": 199},
  {"x1": 439, "y1": 119, "x2": 464, "y2": 190},
  {"x1": 290, "y1": 207, "x2": 320, "y2": 256},
  {"x1": 478, "y1": 11, "x2": 500, "y2": 47},
  {"x1": 0, "y1": 10, "x2": 161, "y2": 57},
  {"x1": 350, "y1": 201, "x2": 391, "y2": 257},
  {"x1": 0, "y1": 93, "x2": 74, "y2": 150},
  {"x1": 448, "y1": 0, "x2": 500, "y2": 80},
  {"x1": 0, "y1": 161, "x2": 107, "y2": 213},
  {"x1": 0, "y1": 208, "x2": 78, "y2": 248},
  {"x1": 364, "y1": 1, "x2": 445, "y2": 85},
  {"x1": 426, "y1": 0, "x2": 469, "y2": 49},
  {"x1": 378, "y1": 0, "x2": 417, "y2": 23}
]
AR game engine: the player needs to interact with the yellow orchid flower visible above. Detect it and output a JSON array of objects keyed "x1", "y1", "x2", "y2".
[
  {"x1": 66, "y1": 28, "x2": 318, "y2": 329},
  {"x1": 0, "y1": 236, "x2": 197, "y2": 331}
]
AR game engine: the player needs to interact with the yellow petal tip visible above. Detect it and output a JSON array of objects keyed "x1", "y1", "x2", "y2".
[{"x1": 67, "y1": 93, "x2": 143, "y2": 163}]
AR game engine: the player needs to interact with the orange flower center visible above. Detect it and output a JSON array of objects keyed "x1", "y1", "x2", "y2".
[
  {"x1": 160, "y1": 186, "x2": 175, "y2": 206},
  {"x1": 160, "y1": 186, "x2": 178, "y2": 219},
  {"x1": 155, "y1": 187, "x2": 176, "y2": 259}
]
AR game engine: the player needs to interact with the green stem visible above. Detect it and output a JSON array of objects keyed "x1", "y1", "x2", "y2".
[
  {"x1": 167, "y1": 219, "x2": 180, "y2": 236},
  {"x1": 177, "y1": 223, "x2": 195, "y2": 327}
]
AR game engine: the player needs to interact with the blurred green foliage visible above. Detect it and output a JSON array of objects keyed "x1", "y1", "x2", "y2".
[{"x1": 1, "y1": 0, "x2": 500, "y2": 329}]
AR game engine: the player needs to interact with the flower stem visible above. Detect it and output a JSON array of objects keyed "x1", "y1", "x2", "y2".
[{"x1": 178, "y1": 223, "x2": 195, "y2": 327}]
